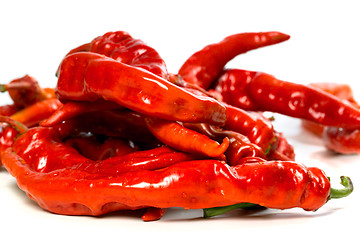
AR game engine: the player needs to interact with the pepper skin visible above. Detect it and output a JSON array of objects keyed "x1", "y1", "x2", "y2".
[
  {"x1": 214, "y1": 69, "x2": 360, "y2": 129},
  {"x1": 64, "y1": 31, "x2": 168, "y2": 79},
  {"x1": 56, "y1": 52, "x2": 227, "y2": 125},
  {"x1": 0, "y1": 75, "x2": 55, "y2": 108},
  {"x1": 178, "y1": 32, "x2": 290, "y2": 89},
  {"x1": 10, "y1": 98, "x2": 62, "y2": 127},
  {"x1": 144, "y1": 116, "x2": 229, "y2": 158},
  {"x1": 1, "y1": 147, "x2": 331, "y2": 215},
  {"x1": 301, "y1": 82, "x2": 360, "y2": 154}
]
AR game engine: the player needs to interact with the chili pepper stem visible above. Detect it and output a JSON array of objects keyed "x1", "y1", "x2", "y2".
[
  {"x1": 0, "y1": 116, "x2": 28, "y2": 135},
  {"x1": 0, "y1": 84, "x2": 6, "y2": 92},
  {"x1": 203, "y1": 203, "x2": 259, "y2": 218},
  {"x1": 329, "y1": 176, "x2": 353, "y2": 200}
]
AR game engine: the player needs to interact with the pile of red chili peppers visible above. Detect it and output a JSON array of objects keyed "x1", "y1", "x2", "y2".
[{"x1": 0, "y1": 31, "x2": 355, "y2": 221}]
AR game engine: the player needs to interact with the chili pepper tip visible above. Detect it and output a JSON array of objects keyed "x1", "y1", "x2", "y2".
[{"x1": 329, "y1": 176, "x2": 353, "y2": 200}]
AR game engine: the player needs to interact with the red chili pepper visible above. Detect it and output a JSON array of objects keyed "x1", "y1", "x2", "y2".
[
  {"x1": 2, "y1": 145, "x2": 351, "y2": 216},
  {"x1": 0, "y1": 75, "x2": 55, "y2": 108},
  {"x1": 64, "y1": 31, "x2": 168, "y2": 79},
  {"x1": 301, "y1": 82, "x2": 360, "y2": 154},
  {"x1": 10, "y1": 98, "x2": 62, "y2": 127},
  {"x1": 224, "y1": 104, "x2": 275, "y2": 152},
  {"x1": 214, "y1": 69, "x2": 360, "y2": 129},
  {"x1": 178, "y1": 32, "x2": 290, "y2": 89},
  {"x1": 0, "y1": 104, "x2": 19, "y2": 116},
  {"x1": 144, "y1": 116, "x2": 229, "y2": 158},
  {"x1": 41, "y1": 100, "x2": 121, "y2": 127},
  {"x1": 65, "y1": 136, "x2": 137, "y2": 161},
  {"x1": 56, "y1": 52, "x2": 227, "y2": 125}
]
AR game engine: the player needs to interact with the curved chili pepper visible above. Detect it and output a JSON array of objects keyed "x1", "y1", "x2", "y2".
[
  {"x1": 0, "y1": 104, "x2": 19, "y2": 116},
  {"x1": 301, "y1": 82, "x2": 360, "y2": 154},
  {"x1": 64, "y1": 31, "x2": 168, "y2": 79},
  {"x1": 65, "y1": 136, "x2": 137, "y2": 161},
  {"x1": 2, "y1": 147, "x2": 344, "y2": 216},
  {"x1": 56, "y1": 52, "x2": 226, "y2": 125},
  {"x1": 144, "y1": 116, "x2": 229, "y2": 158},
  {"x1": 224, "y1": 104, "x2": 275, "y2": 152},
  {"x1": 41, "y1": 100, "x2": 121, "y2": 127},
  {"x1": 10, "y1": 98, "x2": 62, "y2": 127},
  {"x1": 214, "y1": 69, "x2": 360, "y2": 129},
  {"x1": 0, "y1": 75, "x2": 55, "y2": 108},
  {"x1": 178, "y1": 31, "x2": 290, "y2": 89}
]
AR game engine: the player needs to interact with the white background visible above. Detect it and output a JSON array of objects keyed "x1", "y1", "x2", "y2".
[{"x1": 1, "y1": 0, "x2": 359, "y2": 239}]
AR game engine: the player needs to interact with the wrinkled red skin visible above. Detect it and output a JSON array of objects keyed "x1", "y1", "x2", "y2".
[
  {"x1": 56, "y1": 52, "x2": 227, "y2": 125},
  {"x1": 65, "y1": 136, "x2": 137, "y2": 161},
  {"x1": 41, "y1": 100, "x2": 121, "y2": 127},
  {"x1": 214, "y1": 69, "x2": 360, "y2": 129},
  {"x1": 178, "y1": 32, "x2": 290, "y2": 89},
  {"x1": 54, "y1": 110, "x2": 160, "y2": 150},
  {"x1": 10, "y1": 126, "x2": 194, "y2": 175},
  {"x1": 65, "y1": 31, "x2": 168, "y2": 79},
  {"x1": 0, "y1": 104, "x2": 19, "y2": 116},
  {"x1": 1, "y1": 145, "x2": 331, "y2": 216},
  {"x1": 323, "y1": 127, "x2": 360, "y2": 154},
  {"x1": 0, "y1": 125, "x2": 18, "y2": 166},
  {"x1": 224, "y1": 104, "x2": 275, "y2": 152},
  {"x1": 302, "y1": 82, "x2": 360, "y2": 154}
]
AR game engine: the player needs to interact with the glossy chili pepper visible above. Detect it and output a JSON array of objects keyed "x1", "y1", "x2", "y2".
[
  {"x1": 178, "y1": 31, "x2": 290, "y2": 89},
  {"x1": 224, "y1": 104, "x2": 275, "y2": 152},
  {"x1": 41, "y1": 100, "x2": 121, "y2": 127},
  {"x1": 56, "y1": 52, "x2": 226, "y2": 125},
  {"x1": 0, "y1": 75, "x2": 55, "y2": 108},
  {"x1": 0, "y1": 124, "x2": 18, "y2": 166},
  {"x1": 0, "y1": 104, "x2": 19, "y2": 116},
  {"x1": 2, "y1": 145, "x2": 351, "y2": 216},
  {"x1": 214, "y1": 69, "x2": 360, "y2": 129},
  {"x1": 301, "y1": 82, "x2": 360, "y2": 154},
  {"x1": 65, "y1": 135, "x2": 137, "y2": 161},
  {"x1": 64, "y1": 31, "x2": 168, "y2": 79},
  {"x1": 183, "y1": 122, "x2": 265, "y2": 165},
  {"x1": 144, "y1": 116, "x2": 229, "y2": 158},
  {"x1": 53, "y1": 110, "x2": 160, "y2": 149},
  {"x1": 10, "y1": 98, "x2": 62, "y2": 127}
]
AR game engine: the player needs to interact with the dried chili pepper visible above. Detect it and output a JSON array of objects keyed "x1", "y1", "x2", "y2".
[
  {"x1": 0, "y1": 75, "x2": 55, "y2": 108},
  {"x1": 1, "y1": 146, "x2": 352, "y2": 216},
  {"x1": 301, "y1": 82, "x2": 360, "y2": 154},
  {"x1": 178, "y1": 31, "x2": 290, "y2": 89},
  {"x1": 144, "y1": 116, "x2": 229, "y2": 158},
  {"x1": 214, "y1": 69, "x2": 360, "y2": 129},
  {"x1": 56, "y1": 52, "x2": 226, "y2": 125},
  {"x1": 10, "y1": 98, "x2": 62, "y2": 127},
  {"x1": 64, "y1": 31, "x2": 168, "y2": 79}
]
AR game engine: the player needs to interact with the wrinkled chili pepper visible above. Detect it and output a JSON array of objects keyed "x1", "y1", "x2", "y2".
[
  {"x1": 144, "y1": 116, "x2": 229, "y2": 158},
  {"x1": 178, "y1": 31, "x2": 290, "y2": 89},
  {"x1": 64, "y1": 31, "x2": 169, "y2": 80},
  {"x1": 56, "y1": 52, "x2": 226, "y2": 125},
  {"x1": 65, "y1": 135, "x2": 137, "y2": 161},
  {"x1": 41, "y1": 100, "x2": 121, "y2": 127},
  {"x1": 1, "y1": 145, "x2": 352, "y2": 216},
  {"x1": 0, "y1": 75, "x2": 55, "y2": 108},
  {"x1": 214, "y1": 69, "x2": 360, "y2": 129},
  {"x1": 301, "y1": 82, "x2": 360, "y2": 154}
]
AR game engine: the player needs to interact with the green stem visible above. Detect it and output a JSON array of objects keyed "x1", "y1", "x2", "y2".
[
  {"x1": 203, "y1": 202, "x2": 259, "y2": 218},
  {"x1": 0, "y1": 116, "x2": 28, "y2": 135},
  {"x1": 329, "y1": 176, "x2": 353, "y2": 200},
  {"x1": 0, "y1": 84, "x2": 6, "y2": 92}
]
